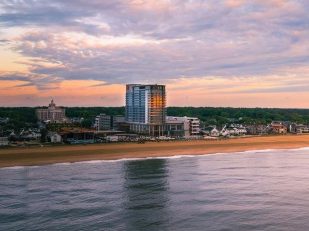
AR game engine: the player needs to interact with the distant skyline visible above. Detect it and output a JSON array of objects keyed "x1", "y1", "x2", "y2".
[{"x1": 1, "y1": 0, "x2": 309, "y2": 108}]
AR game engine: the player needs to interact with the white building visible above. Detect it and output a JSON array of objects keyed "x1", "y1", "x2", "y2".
[
  {"x1": 210, "y1": 128, "x2": 220, "y2": 137},
  {"x1": 0, "y1": 137, "x2": 9, "y2": 146},
  {"x1": 166, "y1": 116, "x2": 200, "y2": 137},
  {"x1": 48, "y1": 132, "x2": 62, "y2": 143},
  {"x1": 203, "y1": 126, "x2": 220, "y2": 137},
  {"x1": 220, "y1": 124, "x2": 247, "y2": 136},
  {"x1": 36, "y1": 99, "x2": 67, "y2": 123}
]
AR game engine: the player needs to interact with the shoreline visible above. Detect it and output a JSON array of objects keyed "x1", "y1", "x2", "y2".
[
  {"x1": 1, "y1": 134, "x2": 309, "y2": 168},
  {"x1": 4, "y1": 146, "x2": 309, "y2": 170}
]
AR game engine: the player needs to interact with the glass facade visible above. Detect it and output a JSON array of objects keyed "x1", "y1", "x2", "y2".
[{"x1": 125, "y1": 84, "x2": 166, "y2": 125}]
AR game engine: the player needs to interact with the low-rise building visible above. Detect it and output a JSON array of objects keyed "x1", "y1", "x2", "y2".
[
  {"x1": 59, "y1": 127, "x2": 95, "y2": 144},
  {"x1": 202, "y1": 126, "x2": 220, "y2": 137},
  {"x1": 221, "y1": 124, "x2": 247, "y2": 136},
  {"x1": 94, "y1": 114, "x2": 112, "y2": 130},
  {"x1": 166, "y1": 116, "x2": 201, "y2": 137},
  {"x1": 0, "y1": 117, "x2": 10, "y2": 124},
  {"x1": 270, "y1": 122, "x2": 287, "y2": 134},
  {"x1": 113, "y1": 115, "x2": 126, "y2": 130},
  {"x1": 105, "y1": 134, "x2": 138, "y2": 142},
  {"x1": 94, "y1": 114, "x2": 125, "y2": 131},
  {"x1": 165, "y1": 118, "x2": 187, "y2": 137},
  {"x1": 69, "y1": 117, "x2": 84, "y2": 124},
  {"x1": 20, "y1": 129, "x2": 41, "y2": 140},
  {"x1": 128, "y1": 123, "x2": 166, "y2": 137},
  {"x1": 210, "y1": 128, "x2": 220, "y2": 137},
  {"x1": 47, "y1": 132, "x2": 62, "y2": 143},
  {"x1": 289, "y1": 124, "x2": 309, "y2": 134},
  {"x1": 296, "y1": 125, "x2": 309, "y2": 134},
  {"x1": 246, "y1": 125, "x2": 269, "y2": 135},
  {"x1": 0, "y1": 137, "x2": 9, "y2": 146}
]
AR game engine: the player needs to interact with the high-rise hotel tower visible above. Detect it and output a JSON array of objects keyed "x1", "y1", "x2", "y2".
[{"x1": 125, "y1": 84, "x2": 166, "y2": 136}]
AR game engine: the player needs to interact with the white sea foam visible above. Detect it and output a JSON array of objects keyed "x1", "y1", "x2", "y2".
[
  {"x1": 0, "y1": 165, "x2": 41, "y2": 170},
  {"x1": 52, "y1": 162, "x2": 72, "y2": 166},
  {"x1": 292, "y1": 147, "x2": 309, "y2": 151},
  {"x1": 1, "y1": 166, "x2": 26, "y2": 170}
]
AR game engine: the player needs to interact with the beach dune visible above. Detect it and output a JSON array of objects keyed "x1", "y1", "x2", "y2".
[{"x1": 1, "y1": 135, "x2": 309, "y2": 168}]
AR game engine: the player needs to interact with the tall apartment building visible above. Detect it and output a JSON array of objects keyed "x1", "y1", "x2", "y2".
[
  {"x1": 125, "y1": 84, "x2": 166, "y2": 136},
  {"x1": 36, "y1": 100, "x2": 67, "y2": 123}
]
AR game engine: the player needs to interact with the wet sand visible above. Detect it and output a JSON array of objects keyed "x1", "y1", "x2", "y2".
[{"x1": 1, "y1": 135, "x2": 309, "y2": 168}]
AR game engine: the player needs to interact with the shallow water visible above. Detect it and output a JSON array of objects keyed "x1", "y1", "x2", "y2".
[{"x1": 1, "y1": 148, "x2": 309, "y2": 230}]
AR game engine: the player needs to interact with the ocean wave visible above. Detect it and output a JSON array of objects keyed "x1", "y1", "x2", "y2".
[
  {"x1": 51, "y1": 162, "x2": 73, "y2": 166},
  {"x1": 0, "y1": 165, "x2": 40, "y2": 170},
  {"x1": 1, "y1": 166, "x2": 26, "y2": 170},
  {"x1": 291, "y1": 147, "x2": 309, "y2": 151}
]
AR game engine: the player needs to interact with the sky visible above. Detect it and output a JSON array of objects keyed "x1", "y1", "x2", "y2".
[{"x1": 0, "y1": 0, "x2": 309, "y2": 107}]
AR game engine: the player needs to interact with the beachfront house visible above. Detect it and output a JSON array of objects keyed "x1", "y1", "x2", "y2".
[
  {"x1": 289, "y1": 123, "x2": 309, "y2": 134},
  {"x1": 47, "y1": 132, "x2": 62, "y2": 143},
  {"x1": 19, "y1": 129, "x2": 42, "y2": 140},
  {"x1": 220, "y1": 124, "x2": 247, "y2": 137},
  {"x1": 202, "y1": 126, "x2": 220, "y2": 137},
  {"x1": 296, "y1": 125, "x2": 309, "y2": 134},
  {"x1": 296, "y1": 124, "x2": 309, "y2": 134},
  {"x1": 210, "y1": 128, "x2": 220, "y2": 137},
  {"x1": 270, "y1": 122, "x2": 287, "y2": 134},
  {"x1": 246, "y1": 125, "x2": 269, "y2": 135}
]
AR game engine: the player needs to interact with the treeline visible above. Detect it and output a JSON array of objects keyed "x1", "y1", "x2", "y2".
[
  {"x1": 1, "y1": 107, "x2": 309, "y2": 131},
  {"x1": 167, "y1": 107, "x2": 309, "y2": 125},
  {"x1": 66, "y1": 107, "x2": 125, "y2": 118},
  {"x1": 0, "y1": 107, "x2": 125, "y2": 131},
  {"x1": 65, "y1": 107, "x2": 309, "y2": 125},
  {"x1": 66, "y1": 107, "x2": 125, "y2": 128},
  {"x1": 0, "y1": 107, "x2": 38, "y2": 131}
]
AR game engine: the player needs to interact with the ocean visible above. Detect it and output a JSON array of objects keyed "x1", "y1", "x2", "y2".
[{"x1": 1, "y1": 148, "x2": 309, "y2": 231}]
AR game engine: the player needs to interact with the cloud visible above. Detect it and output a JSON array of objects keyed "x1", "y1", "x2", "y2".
[
  {"x1": 0, "y1": 0, "x2": 309, "y2": 106},
  {"x1": 0, "y1": 71, "x2": 61, "y2": 90},
  {"x1": 0, "y1": 39, "x2": 10, "y2": 45}
]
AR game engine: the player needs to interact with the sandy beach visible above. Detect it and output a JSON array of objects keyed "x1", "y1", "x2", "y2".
[{"x1": 1, "y1": 134, "x2": 309, "y2": 168}]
